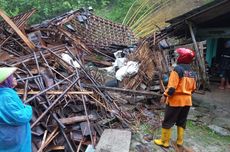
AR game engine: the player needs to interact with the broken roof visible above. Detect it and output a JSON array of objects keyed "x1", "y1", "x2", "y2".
[
  {"x1": 164, "y1": 0, "x2": 230, "y2": 38},
  {"x1": 30, "y1": 9, "x2": 138, "y2": 52}
]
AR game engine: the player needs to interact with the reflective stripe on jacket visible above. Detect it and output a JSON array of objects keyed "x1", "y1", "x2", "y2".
[{"x1": 164, "y1": 64, "x2": 196, "y2": 107}]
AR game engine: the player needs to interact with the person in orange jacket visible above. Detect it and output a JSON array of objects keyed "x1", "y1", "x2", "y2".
[{"x1": 154, "y1": 48, "x2": 196, "y2": 148}]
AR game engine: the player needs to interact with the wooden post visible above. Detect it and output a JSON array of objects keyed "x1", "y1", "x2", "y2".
[
  {"x1": 187, "y1": 21, "x2": 207, "y2": 87},
  {"x1": 188, "y1": 22, "x2": 204, "y2": 69}
]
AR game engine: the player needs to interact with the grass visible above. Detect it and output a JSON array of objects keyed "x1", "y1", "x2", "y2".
[
  {"x1": 95, "y1": 0, "x2": 136, "y2": 23},
  {"x1": 186, "y1": 120, "x2": 230, "y2": 143},
  {"x1": 130, "y1": 109, "x2": 230, "y2": 152},
  {"x1": 135, "y1": 120, "x2": 230, "y2": 151},
  {"x1": 139, "y1": 123, "x2": 156, "y2": 135}
]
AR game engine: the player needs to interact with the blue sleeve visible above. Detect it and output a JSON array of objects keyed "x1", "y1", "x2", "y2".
[
  {"x1": 0, "y1": 95, "x2": 32, "y2": 126},
  {"x1": 174, "y1": 65, "x2": 184, "y2": 78}
]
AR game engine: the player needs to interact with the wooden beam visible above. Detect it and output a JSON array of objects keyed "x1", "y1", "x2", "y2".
[
  {"x1": 59, "y1": 115, "x2": 96, "y2": 125},
  {"x1": 83, "y1": 84, "x2": 162, "y2": 96},
  {"x1": 187, "y1": 21, "x2": 207, "y2": 88},
  {"x1": 188, "y1": 22, "x2": 203, "y2": 67},
  {"x1": 0, "y1": 9, "x2": 35, "y2": 50},
  {"x1": 17, "y1": 90, "x2": 93, "y2": 95},
  {"x1": 197, "y1": 28, "x2": 230, "y2": 38}
]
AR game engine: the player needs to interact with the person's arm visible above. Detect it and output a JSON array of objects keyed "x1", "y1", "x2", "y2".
[
  {"x1": 0, "y1": 95, "x2": 32, "y2": 126},
  {"x1": 164, "y1": 69, "x2": 180, "y2": 97},
  {"x1": 192, "y1": 78, "x2": 197, "y2": 93},
  {"x1": 160, "y1": 69, "x2": 180, "y2": 104}
]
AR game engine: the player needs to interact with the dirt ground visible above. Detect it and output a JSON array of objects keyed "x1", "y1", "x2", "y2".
[
  {"x1": 193, "y1": 82, "x2": 230, "y2": 112},
  {"x1": 130, "y1": 82, "x2": 230, "y2": 152},
  {"x1": 130, "y1": 121, "x2": 230, "y2": 152}
]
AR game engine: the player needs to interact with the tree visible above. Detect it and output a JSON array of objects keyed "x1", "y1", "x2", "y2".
[{"x1": 0, "y1": 0, "x2": 135, "y2": 24}]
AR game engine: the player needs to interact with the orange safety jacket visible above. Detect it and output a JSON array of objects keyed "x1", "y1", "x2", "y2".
[{"x1": 164, "y1": 64, "x2": 196, "y2": 107}]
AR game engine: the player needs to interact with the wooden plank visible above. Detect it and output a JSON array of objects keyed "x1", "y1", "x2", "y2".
[
  {"x1": 0, "y1": 9, "x2": 35, "y2": 50},
  {"x1": 96, "y1": 129, "x2": 131, "y2": 152},
  {"x1": 37, "y1": 130, "x2": 48, "y2": 152}
]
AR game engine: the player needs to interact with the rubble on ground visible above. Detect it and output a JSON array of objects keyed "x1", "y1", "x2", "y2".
[{"x1": 0, "y1": 8, "x2": 168, "y2": 151}]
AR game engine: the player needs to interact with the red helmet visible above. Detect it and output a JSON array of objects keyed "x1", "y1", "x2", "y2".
[{"x1": 175, "y1": 48, "x2": 195, "y2": 64}]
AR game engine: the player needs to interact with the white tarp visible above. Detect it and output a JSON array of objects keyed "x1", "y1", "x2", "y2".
[
  {"x1": 98, "y1": 51, "x2": 139, "y2": 81},
  {"x1": 61, "y1": 53, "x2": 80, "y2": 68},
  {"x1": 115, "y1": 61, "x2": 139, "y2": 81}
]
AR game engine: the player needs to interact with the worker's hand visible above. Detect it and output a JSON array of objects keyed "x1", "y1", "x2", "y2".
[{"x1": 160, "y1": 95, "x2": 167, "y2": 104}]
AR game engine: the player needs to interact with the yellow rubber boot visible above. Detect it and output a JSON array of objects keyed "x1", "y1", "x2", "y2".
[
  {"x1": 176, "y1": 126, "x2": 184, "y2": 146},
  {"x1": 153, "y1": 128, "x2": 171, "y2": 148}
]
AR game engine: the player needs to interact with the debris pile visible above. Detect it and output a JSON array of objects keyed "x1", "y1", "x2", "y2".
[{"x1": 0, "y1": 8, "x2": 167, "y2": 151}]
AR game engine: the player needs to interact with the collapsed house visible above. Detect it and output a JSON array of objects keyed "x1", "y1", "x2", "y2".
[{"x1": 0, "y1": 8, "x2": 168, "y2": 152}]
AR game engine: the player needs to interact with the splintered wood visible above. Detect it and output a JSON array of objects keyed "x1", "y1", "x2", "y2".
[{"x1": 123, "y1": 37, "x2": 167, "y2": 91}]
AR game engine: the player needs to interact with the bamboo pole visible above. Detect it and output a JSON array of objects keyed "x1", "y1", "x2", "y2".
[
  {"x1": 75, "y1": 69, "x2": 94, "y2": 147},
  {"x1": 132, "y1": 0, "x2": 170, "y2": 31},
  {"x1": 18, "y1": 90, "x2": 93, "y2": 95},
  {"x1": 130, "y1": 0, "x2": 171, "y2": 37},
  {"x1": 126, "y1": 0, "x2": 149, "y2": 26},
  {"x1": 122, "y1": 0, "x2": 139, "y2": 25},
  {"x1": 37, "y1": 130, "x2": 48, "y2": 152},
  {"x1": 133, "y1": 15, "x2": 158, "y2": 32},
  {"x1": 131, "y1": 0, "x2": 162, "y2": 29},
  {"x1": 43, "y1": 127, "x2": 59, "y2": 149}
]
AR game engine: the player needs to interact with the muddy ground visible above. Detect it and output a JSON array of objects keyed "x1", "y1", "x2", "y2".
[{"x1": 129, "y1": 83, "x2": 230, "y2": 152}]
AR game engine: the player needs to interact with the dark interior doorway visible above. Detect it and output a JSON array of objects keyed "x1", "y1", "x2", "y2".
[
  {"x1": 209, "y1": 38, "x2": 230, "y2": 82},
  {"x1": 216, "y1": 38, "x2": 229, "y2": 62}
]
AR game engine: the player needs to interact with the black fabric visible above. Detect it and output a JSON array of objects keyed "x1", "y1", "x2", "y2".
[
  {"x1": 223, "y1": 70, "x2": 230, "y2": 80},
  {"x1": 174, "y1": 64, "x2": 196, "y2": 78},
  {"x1": 167, "y1": 87, "x2": 176, "y2": 96},
  {"x1": 221, "y1": 48, "x2": 230, "y2": 70},
  {"x1": 222, "y1": 48, "x2": 230, "y2": 56},
  {"x1": 174, "y1": 65, "x2": 184, "y2": 78},
  {"x1": 162, "y1": 105, "x2": 190, "y2": 129}
]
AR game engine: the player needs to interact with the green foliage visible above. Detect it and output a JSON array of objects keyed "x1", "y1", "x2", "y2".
[
  {"x1": 0, "y1": 0, "x2": 214, "y2": 26},
  {"x1": 187, "y1": 120, "x2": 230, "y2": 144},
  {"x1": 0, "y1": 0, "x2": 136, "y2": 24},
  {"x1": 96, "y1": 0, "x2": 136, "y2": 23}
]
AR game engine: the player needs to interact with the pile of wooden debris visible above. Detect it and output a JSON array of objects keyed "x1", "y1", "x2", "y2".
[{"x1": 0, "y1": 8, "x2": 167, "y2": 151}]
